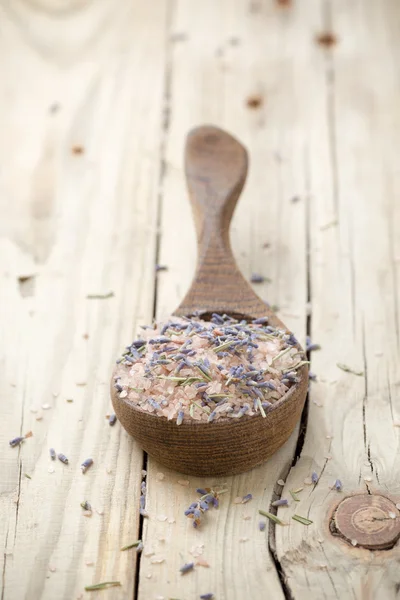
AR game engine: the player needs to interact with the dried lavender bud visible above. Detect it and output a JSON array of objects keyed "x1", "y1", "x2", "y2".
[
  {"x1": 271, "y1": 498, "x2": 288, "y2": 507},
  {"x1": 309, "y1": 372, "x2": 317, "y2": 381},
  {"x1": 250, "y1": 273, "x2": 267, "y2": 283},
  {"x1": 80, "y1": 501, "x2": 91, "y2": 511},
  {"x1": 311, "y1": 471, "x2": 319, "y2": 483},
  {"x1": 258, "y1": 521, "x2": 266, "y2": 531},
  {"x1": 109, "y1": 414, "x2": 117, "y2": 426},
  {"x1": 176, "y1": 410, "x2": 184, "y2": 426},
  {"x1": 334, "y1": 479, "x2": 343, "y2": 491},
  {"x1": 9, "y1": 437, "x2": 24, "y2": 448},
  {"x1": 155, "y1": 264, "x2": 168, "y2": 272},
  {"x1": 306, "y1": 337, "x2": 321, "y2": 352},
  {"x1": 49, "y1": 448, "x2": 56, "y2": 460},
  {"x1": 200, "y1": 595, "x2": 214, "y2": 600},
  {"x1": 81, "y1": 458, "x2": 94, "y2": 473},
  {"x1": 242, "y1": 493, "x2": 253, "y2": 504},
  {"x1": 136, "y1": 540, "x2": 144, "y2": 553},
  {"x1": 58, "y1": 453, "x2": 69, "y2": 464},
  {"x1": 180, "y1": 562, "x2": 194, "y2": 575}
]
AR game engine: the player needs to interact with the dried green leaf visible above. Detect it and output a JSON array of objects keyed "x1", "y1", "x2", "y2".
[
  {"x1": 121, "y1": 540, "x2": 141, "y2": 551},
  {"x1": 290, "y1": 490, "x2": 300, "y2": 502},
  {"x1": 85, "y1": 581, "x2": 121, "y2": 591},
  {"x1": 259, "y1": 509, "x2": 286, "y2": 525},
  {"x1": 292, "y1": 514, "x2": 313, "y2": 526},
  {"x1": 337, "y1": 363, "x2": 364, "y2": 376}
]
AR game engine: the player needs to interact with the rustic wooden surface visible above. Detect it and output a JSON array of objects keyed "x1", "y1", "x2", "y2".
[{"x1": 1, "y1": 0, "x2": 399, "y2": 599}]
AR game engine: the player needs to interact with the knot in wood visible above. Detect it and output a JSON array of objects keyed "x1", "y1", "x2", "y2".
[{"x1": 333, "y1": 494, "x2": 400, "y2": 550}]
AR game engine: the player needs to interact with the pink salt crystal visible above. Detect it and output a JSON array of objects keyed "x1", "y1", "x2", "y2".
[
  {"x1": 351, "y1": 539, "x2": 358, "y2": 546},
  {"x1": 49, "y1": 566, "x2": 56, "y2": 572},
  {"x1": 234, "y1": 496, "x2": 243, "y2": 504},
  {"x1": 119, "y1": 390, "x2": 128, "y2": 399},
  {"x1": 196, "y1": 558, "x2": 210, "y2": 568},
  {"x1": 85, "y1": 561, "x2": 94, "y2": 566},
  {"x1": 83, "y1": 511, "x2": 92, "y2": 518},
  {"x1": 146, "y1": 573, "x2": 152, "y2": 579}
]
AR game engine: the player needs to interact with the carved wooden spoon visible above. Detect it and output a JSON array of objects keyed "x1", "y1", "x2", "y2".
[{"x1": 111, "y1": 125, "x2": 308, "y2": 476}]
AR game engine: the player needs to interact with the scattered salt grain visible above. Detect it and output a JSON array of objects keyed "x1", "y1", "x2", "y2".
[
  {"x1": 277, "y1": 479, "x2": 285, "y2": 486},
  {"x1": 351, "y1": 539, "x2": 358, "y2": 546},
  {"x1": 396, "y1": 504, "x2": 400, "y2": 511},
  {"x1": 150, "y1": 557, "x2": 165, "y2": 564},
  {"x1": 363, "y1": 476, "x2": 372, "y2": 482},
  {"x1": 157, "y1": 515, "x2": 168, "y2": 522},
  {"x1": 242, "y1": 515, "x2": 251, "y2": 520},
  {"x1": 146, "y1": 573, "x2": 152, "y2": 579},
  {"x1": 234, "y1": 496, "x2": 243, "y2": 504},
  {"x1": 144, "y1": 549, "x2": 155, "y2": 557},
  {"x1": 96, "y1": 509, "x2": 104, "y2": 516},
  {"x1": 30, "y1": 407, "x2": 38, "y2": 413},
  {"x1": 49, "y1": 566, "x2": 56, "y2": 572},
  {"x1": 156, "y1": 472, "x2": 165, "y2": 481},
  {"x1": 178, "y1": 479, "x2": 190, "y2": 486},
  {"x1": 48, "y1": 467, "x2": 55, "y2": 474},
  {"x1": 168, "y1": 518, "x2": 176, "y2": 524},
  {"x1": 85, "y1": 561, "x2": 94, "y2": 566},
  {"x1": 388, "y1": 512, "x2": 396, "y2": 519},
  {"x1": 304, "y1": 477, "x2": 312, "y2": 485},
  {"x1": 82, "y1": 511, "x2": 92, "y2": 518},
  {"x1": 119, "y1": 390, "x2": 128, "y2": 399},
  {"x1": 239, "y1": 537, "x2": 249, "y2": 543},
  {"x1": 196, "y1": 558, "x2": 210, "y2": 568},
  {"x1": 42, "y1": 404, "x2": 51, "y2": 410}
]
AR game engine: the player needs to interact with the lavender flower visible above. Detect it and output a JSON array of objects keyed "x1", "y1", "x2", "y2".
[
  {"x1": 311, "y1": 471, "x2": 319, "y2": 483},
  {"x1": 334, "y1": 479, "x2": 343, "y2": 491},
  {"x1": 180, "y1": 562, "x2": 194, "y2": 575},
  {"x1": 81, "y1": 458, "x2": 94, "y2": 473},
  {"x1": 9, "y1": 437, "x2": 24, "y2": 448}
]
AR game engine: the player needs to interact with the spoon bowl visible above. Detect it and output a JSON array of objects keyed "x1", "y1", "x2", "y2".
[{"x1": 111, "y1": 125, "x2": 308, "y2": 476}]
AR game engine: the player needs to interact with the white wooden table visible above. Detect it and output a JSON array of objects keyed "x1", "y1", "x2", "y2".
[{"x1": 1, "y1": 0, "x2": 400, "y2": 598}]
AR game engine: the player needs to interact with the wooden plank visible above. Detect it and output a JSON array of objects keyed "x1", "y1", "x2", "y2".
[
  {"x1": 139, "y1": 0, "x2": 311, "y2": 598},
  {"x1": 0, "y1": 1, "x2": 167, "y2": 598},
  {"x1": 276, "y1": 0, "x2": 400, "y2": 598}
]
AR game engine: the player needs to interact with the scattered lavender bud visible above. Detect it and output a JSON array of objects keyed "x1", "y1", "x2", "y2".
[
  {"x1": 81, "y1": 501, "x2": 91, "y2": 511},
  {"x1": 81, "y1": 458, "x2": 94, "y2": 474},
  {"x1": 49, "y1": 448, "x2": 56, "y2": 460},
  {"x1": 176, "y1": 410, "x2": 184, "y2": 426},
  {"x1": 155, "y1": 264, "x2": 168, "y2": 272},
  {"x1": 180, "y1": 562, "x2": 194, "y2": 575},
  {"x1": 200, "y1": 595, "x2": 214, "y2": 600},
  {"x1": 311, "y1": 471, "x2": 319, "y2": 483},
  {"x1": 258, "y1": 521, "x2": 266, "y2": 531},
  {"x1": 334, "y1": 479, "x2": 343, "y2": 491},
  {"x1": 58, "y1": 453, "x2": 69, "y2": 464},
  {"x1": 9, "y1": 437, "x2": 24, "y2": 448},
  {"x1": 136, "y1": 541, "x2": 144, "y2": 553},
  {"x1": 306, "y1": 336, "x2": 321, "y2": 352},
  {"x1": 109, "y1": 414, "x2": 117, "y2": 426},
  {"x1": 250, "y1": 273, "x2": 269, "y2": 284},
  {"x1": 309, "y1": 372, "x2": 317, "y2": 381},
  {"x1": 271, "y1": 498, "x2": 289, "y2": 507},
  {"x1": 242, "y1": 493, "x2": 253, "y2": 504}
]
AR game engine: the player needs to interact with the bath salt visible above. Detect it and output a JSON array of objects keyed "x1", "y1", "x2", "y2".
[{"x1": 113, "y1": 314, "x2": 306, "y2": 424}]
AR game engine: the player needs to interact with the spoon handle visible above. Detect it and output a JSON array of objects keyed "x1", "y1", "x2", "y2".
[{"x1": 175, "y1": 125, "x2": 268, "y2": 318}]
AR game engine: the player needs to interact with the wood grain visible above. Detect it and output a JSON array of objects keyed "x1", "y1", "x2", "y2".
[{"x1": 0, "y1": 1, "x2": 167, "y2": 598}]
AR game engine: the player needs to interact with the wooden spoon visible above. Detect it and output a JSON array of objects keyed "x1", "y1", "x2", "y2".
[{"x1": 111, "y1": 125, "x2": 308, "y2": 477}]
